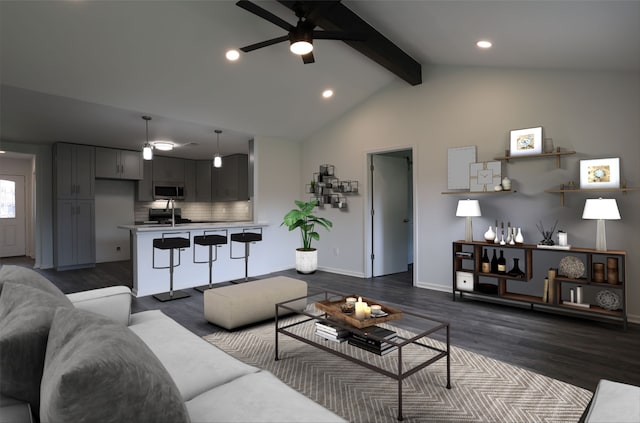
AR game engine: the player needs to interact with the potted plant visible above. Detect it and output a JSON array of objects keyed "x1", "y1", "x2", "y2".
[{"x1": 281, "y1": 199, "x2": 333, "y2": 274}]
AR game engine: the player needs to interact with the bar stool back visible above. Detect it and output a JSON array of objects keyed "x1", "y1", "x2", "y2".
[
  {"x1": 193, "y1": 229, "x2": 228, "y2": 292},
  {"x1": 152, "y1": 233, "x2": 191, "y2": 301},
  {"x1": 230, "y1": 228, "x2": 263, "y2": 283}
]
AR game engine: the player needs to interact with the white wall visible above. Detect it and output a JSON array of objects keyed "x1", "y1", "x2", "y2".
[
  {"x1": 94, "y1": 179, "x2": 135, "y2": 262},
  {"x1": 301, "y1": 65, "x2": 640, "y2": 320}
]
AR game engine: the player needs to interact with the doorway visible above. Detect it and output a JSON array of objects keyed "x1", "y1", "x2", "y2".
[{"x1": 368, "y1": 149, "x2": 414, "y2": 280}]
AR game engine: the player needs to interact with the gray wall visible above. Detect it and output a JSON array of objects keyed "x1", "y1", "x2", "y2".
[{"x1": 300, "y1": 65, "x2": 640, "y2": 321}]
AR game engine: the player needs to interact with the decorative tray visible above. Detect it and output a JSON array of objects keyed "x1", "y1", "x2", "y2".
[{"x1": 315, "y1": 296, "x2": 403, "y2": 329}]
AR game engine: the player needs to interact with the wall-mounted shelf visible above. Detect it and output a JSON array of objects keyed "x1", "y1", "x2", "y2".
[
  {"x1": 545, "y1": 184, "x2": 639, "y2": 206},
  {"x1": 494, "y1": 147, "x2": 576, "y2": 168},
  {"x1": 441, "y1": 190, "x2": 517, "y2": 195}
]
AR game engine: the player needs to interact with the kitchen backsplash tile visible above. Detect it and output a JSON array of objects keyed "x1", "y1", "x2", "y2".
[{"x1": 135, "y1": 201, "x2": 252, "y2": 222}]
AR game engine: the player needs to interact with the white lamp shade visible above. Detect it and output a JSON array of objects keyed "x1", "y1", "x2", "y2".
[
  {"x1": 213, "y1": 155, "x2": 222, "y2": 168},
  {"x1": 456, "y1": 199, "x2": 481, "y2": 217},
  {"x1": 290, "y1": 40, "x2": 313, "y2": 55},
  {"x1": 582, "y1": 198, "x2": 621, "y2": 220},
  {"x1": 153, "y1": 141, "x2": 174, "y2": 151},
  {"x1": 142, "y1": 144, "x2": 153, "y2": 160}
]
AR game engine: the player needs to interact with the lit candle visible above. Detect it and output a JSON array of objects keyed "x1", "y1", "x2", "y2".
[
  {"x1": 364, "y1": 306, "x2": 371, "y2": 319},
  {"x1": 354, "y1": 297, "x2": 367, "y2": 320}
]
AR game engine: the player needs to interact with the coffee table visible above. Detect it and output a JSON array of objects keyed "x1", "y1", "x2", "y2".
[{"x1": 275, "y1": 291, "x2": 451, "y2": 421}]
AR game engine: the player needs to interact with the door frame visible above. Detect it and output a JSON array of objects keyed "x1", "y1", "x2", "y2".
[{"x1": 364, "y1": 145, "x2": 418, "y2": 284}]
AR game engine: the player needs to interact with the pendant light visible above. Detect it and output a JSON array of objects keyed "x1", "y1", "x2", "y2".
[
  {"x1": 142, "y1": 116, "x2": 153, "y2": 160},
  {"x1": 213, "y1": 129, "x2": 223, "y2": 168}
]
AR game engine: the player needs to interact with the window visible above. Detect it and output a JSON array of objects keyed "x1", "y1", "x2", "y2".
[{"x1": 0, "y1": 179, "x2": 16, "y2": 218}]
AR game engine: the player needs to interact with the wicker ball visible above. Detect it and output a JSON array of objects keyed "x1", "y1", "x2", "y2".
[
  {"x1": 558, "y1": 256, "x2": 585, "y2": 279},
  {"x1": 595, "y1": 290, "x2": 621, "y2": 311}
]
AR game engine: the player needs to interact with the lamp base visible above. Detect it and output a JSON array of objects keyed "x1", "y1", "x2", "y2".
[
  {"x1": 595, "y1": 219, "x2": 607, "y2": 251},
  {"x1": 465, "y1": 217, "x2": 473, "y2": 242}
]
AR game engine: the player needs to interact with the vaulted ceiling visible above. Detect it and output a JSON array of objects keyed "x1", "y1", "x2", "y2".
[{"x1": 1, "y1": 1, "x2": 638, "y2": 159}]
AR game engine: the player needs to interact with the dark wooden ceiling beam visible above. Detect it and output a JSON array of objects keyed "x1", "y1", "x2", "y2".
[{"x1": 278, "y1": 0, "x2": 422, "y2": 86}]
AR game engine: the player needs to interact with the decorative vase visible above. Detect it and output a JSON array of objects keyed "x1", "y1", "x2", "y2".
[
  {"x1": 509, "y1": 228, "x2": 516, "y2": 245},
  {"x1": 508, "y1": 258, "x2": 525, "y2": 278},
  {"x1": 295, "y1": 248, "x2": 318, "y2": 274},
  {"x1": 515, "y1": 227, "x2": 524, "y2": 244},
  {"x1": 502, "y1": 177, "x2": 511, "y2": 191},
  {"x1": 484, "y1": 226, "x2": 496, "y2": 242},
  {"x1": 543, "y1": 137, "x2": 554, "y2": 153}
]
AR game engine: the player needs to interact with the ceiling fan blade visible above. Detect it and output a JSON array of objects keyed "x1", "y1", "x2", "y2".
[
  {"x1": 236, "y1": 0, "x2": 294, "y2": 32},
  {"x1": 240, "y1": 35, "x2": 290, "y2": 52},
  {"x1": 302, "y1": 51, "x2": 315, "y2": 64},
  {"x1": 313, "y1": 30, "x2": 366, "y2": 42}
]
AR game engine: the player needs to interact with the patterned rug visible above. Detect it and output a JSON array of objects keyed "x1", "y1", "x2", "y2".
[{"x1": 204, "y1": 317, "x2": 592, "y2": 423}]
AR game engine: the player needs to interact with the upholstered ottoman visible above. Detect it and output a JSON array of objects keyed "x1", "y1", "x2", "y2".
[{"x1": 204, "y1": 276, "x2": 307, "y2": 330}]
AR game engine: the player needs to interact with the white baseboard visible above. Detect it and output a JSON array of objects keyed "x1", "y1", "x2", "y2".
[
  {"x1": 317, "y1": 266, "x2": 366, "y2": 278},
  {"x1": 415, "y1": 280, "x2": 451, "y2": 293}
]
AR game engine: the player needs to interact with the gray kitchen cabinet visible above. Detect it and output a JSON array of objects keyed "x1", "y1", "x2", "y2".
[
  {"x1": 196, "y1": 160, "x2": 213, "y2": 202},
  {"x1": 213, "y1": 154, "x2": 248, "y2": 202},
  {"x1": 95, "y1": 147, "x2": 143, "y2": 180},
  {"x1": 55, "y1": 143, "x2": 95, "y2": 199},
  {"x1": 184, "y1": 159, "x2": 196, "y2": 202},
  {"x1": 137, "y1": 160, "x2": 154, "y2": 201},
  {"x1": 55, "y1": 199, "x2": 95, "y2": 269},
  {"x1": 152, "y1": 156, "x2": 185, "y2": 183}
]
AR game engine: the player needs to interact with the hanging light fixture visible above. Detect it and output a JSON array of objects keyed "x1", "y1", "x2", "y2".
[
  {"x1": 142, "y1": 116, "x2": 153, "y2": 160},
  {"x1": 213, "y1": 129, "x2": 223, "y2": 168}
]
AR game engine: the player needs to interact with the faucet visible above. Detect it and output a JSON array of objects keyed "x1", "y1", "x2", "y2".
[{"x1": 164, "y1": 199, "x2": 176, "y2": 227}]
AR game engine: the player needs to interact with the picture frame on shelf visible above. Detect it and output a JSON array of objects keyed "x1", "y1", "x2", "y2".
[
  {"x1": 580, "y1": 157, "x2": 620, "y2": 189},
  {"x1": 469, "y1": 161, "x2": 501, "y2": 192},
  {"x1": 509, "y1": 126, "x2": 543, "y2": 156}
]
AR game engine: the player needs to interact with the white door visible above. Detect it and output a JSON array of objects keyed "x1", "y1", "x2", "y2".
[
  {"x1": 0, "y1": 175, "x2": 26, "y2": 257},
  {"x1": 371, "y1": 155, "x2": 409, "y2": 276}
]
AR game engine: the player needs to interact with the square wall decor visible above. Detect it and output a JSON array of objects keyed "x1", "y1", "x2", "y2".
[{"x1": 469, "y1": 161, "x2": 501, "y2": 192}]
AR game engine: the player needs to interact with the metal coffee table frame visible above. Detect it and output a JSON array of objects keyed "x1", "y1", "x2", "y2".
[{"x1": 275, "y1": 291, "x2": 451, "y2": 421}]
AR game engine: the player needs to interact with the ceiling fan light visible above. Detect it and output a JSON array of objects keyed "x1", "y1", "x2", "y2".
[
  {"x1": 153, "y1": 141, "x2": 174, "y2": 151},
  {"x1": 213, "y1": 154, "x2": 222, "y2": 168},
  {"x1": 143, "y1": 143, "x2": 153, "y2": 160},
  {"x1": 290, "y1": 40, "x2": 313, "y2": 55}
]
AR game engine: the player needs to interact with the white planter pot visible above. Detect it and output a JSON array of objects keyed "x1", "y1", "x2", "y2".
[{"x1": 295, "y1": 249, "x2": 318, "y2": 274}]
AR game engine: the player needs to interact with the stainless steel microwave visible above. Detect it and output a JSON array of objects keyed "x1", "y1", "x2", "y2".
[{"x1": 153, "y1": 184, "x2": 185, "y2": 200}]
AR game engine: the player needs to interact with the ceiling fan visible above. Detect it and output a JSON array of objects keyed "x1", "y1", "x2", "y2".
[{"x1": 236, "y1": 0, "x2": 364, "y2": 64}]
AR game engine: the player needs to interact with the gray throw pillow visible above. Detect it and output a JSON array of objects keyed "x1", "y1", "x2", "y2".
[
  {"x1": 40, "y1": 307, "x2": 190, "y2": 423},
  {"x1": 0, "y1": 265, "x2": 68, "y2": 300},
  {"x1": 0, "y1": 282, "x2": 73, "y2": 410}
]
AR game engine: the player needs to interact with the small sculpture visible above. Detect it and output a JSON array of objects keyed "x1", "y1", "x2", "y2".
[{"x1": 537, "y1": 220, "x2": 558, "y2": 246}]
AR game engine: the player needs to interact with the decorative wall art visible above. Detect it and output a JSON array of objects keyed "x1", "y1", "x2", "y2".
[
  {"x1": 509, "y1": 127, "x2": 543, "y2": 156},
  {"x1": 447, "y1": 146, "x2": 477, "y2": 189},
  {"x1": 469, "y1": 161, "x2": 501, "y2": 192},
  {"x1": 580, "y1": 158, "x2": 620, "y2": 189}
]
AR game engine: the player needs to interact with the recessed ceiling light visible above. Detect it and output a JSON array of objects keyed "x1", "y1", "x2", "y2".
[
  {"x1": 0, "y1": 150, "x2": 5, "y2": 154},
  {"x1": 225, "y1": 49, "x2": 240, "y2": 61},
  {"x1": 322, "y1": 89, "x2": 334, "y2": 99},
  {"x1": 477, "y1": 40, "x2": 492, "y2": 49}
]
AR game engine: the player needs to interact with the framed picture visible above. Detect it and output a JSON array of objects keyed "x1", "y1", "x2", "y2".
[
  {"x1": 580, "y1": 158, "x2": 620, "y2": 189},
  {"x1": 509, "y1": 127, "x2": 543, "y2": 156},
  {"x1": 469, "y1": 161, "x2": 501, "y2": 192},
  {"x1": 447, "y1": 146, "x2": 477, "y2": 189}
]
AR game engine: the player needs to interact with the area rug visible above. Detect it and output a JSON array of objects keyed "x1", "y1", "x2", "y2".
[{"x1": 204, "y1": 318, "x2": 591, "y2": 423}]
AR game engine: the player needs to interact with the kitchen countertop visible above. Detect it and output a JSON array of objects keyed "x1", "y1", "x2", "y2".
[{"x1": 118, "y1": 221, "x2": 268, "y2": 233}]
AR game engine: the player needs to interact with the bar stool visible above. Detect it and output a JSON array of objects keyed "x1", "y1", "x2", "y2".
[
  {"x1": 193, "y1": 229, "x2": 228, "y2": 292},
  {"x1": 230, "y1": 228, "x2": 263, "y2": 283},
  {"x1": 152, "y1": 233, "x2": 191, "y2": 302}
]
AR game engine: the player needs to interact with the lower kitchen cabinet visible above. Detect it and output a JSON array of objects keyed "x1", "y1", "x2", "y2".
[{"x1": 55, "y1": 199, "x2": 95, "y2": 269}]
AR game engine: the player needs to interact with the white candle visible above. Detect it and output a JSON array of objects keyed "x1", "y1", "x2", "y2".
[
  {"x1": 354, "y1": 297, "x2": 367, "y2": 320},
  {"x1": 364, "y1": 306, "x2": 371, "y2": 319}
]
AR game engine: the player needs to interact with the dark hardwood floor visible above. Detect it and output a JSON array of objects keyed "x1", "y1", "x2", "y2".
[{"x1": 3, "y1": 256, "x2": 639, "y2": 394}]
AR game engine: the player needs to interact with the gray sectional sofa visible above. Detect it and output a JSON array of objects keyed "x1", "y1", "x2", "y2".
[{"x1": 0, "y1": 265, "x2": 345, "y2": 423}]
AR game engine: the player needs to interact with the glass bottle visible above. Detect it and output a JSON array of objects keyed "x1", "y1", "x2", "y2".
[
  {"x1": 481, "y1": 249, "x2": 490, "y2": 273},
  {"x1": 491, "y1": 249, "x2": 498, "y2": 273},
  {"x1": 497, "y1": 250, "x2": 507, "y2": 274},
  {"x1": 508, "y1": 258, "x2": 525, "y2": 278}
]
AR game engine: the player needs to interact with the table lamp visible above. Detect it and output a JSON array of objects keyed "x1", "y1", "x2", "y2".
[
  {"x1": 582, "y1": 198, "x2": 621, "y2": 251},
  {"x1": 456, "y1": 199, "x2": 481, "y2": 242}
]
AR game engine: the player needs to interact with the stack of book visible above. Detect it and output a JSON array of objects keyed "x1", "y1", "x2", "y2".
[
  {"x1": 315, "y1": 320, "x2": 350, "y2": 343},
  {"x1": 347, "y1": 326, "x2": 398, "y2": 355}
]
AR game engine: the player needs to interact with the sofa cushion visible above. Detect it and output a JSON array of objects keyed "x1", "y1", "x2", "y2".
[
  {"x1": 129, "y1": 310, "x2": 259, "y2": 401},
  {"x1": 0, "y1": 265, "x2": 68, "y2": 300},
  {"x1": 40, "y1": 307, "x2": 190, "y2": 423},
  {"x1": 585, "y1": 379, "x2": 640, "y2": 423},
  {"x1": 185, "y1": 370, "x2": 346, "y2": 422},
  {"x1": 0, "y1": 282, "x2": 72, "y2": 410}
]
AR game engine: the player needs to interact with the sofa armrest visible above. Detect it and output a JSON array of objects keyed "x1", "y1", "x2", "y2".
[{"x1": 66, "y1": 286, "x2": 132, "y2": 326}]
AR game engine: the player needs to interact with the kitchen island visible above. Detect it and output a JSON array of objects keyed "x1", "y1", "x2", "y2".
[{"x1": 119, "y1": 222, "x2": 268, "y2": 297}]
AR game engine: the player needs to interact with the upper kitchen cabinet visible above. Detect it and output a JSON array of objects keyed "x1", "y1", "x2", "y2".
[
  {"x1": 184, "y1": 159, "x2": 197, "y2": 202},
  {"x1": 54, "y1": 143, "x2": 95, "y2": 200},
  {"x1": 196, "y1": 160, "x2": 213, "y2": 202},
  {"x1": 137, "y1": 160, "x2": 154, "y2": 202},
  {"x1": 95, "y1": 147, "x2": 143, "y2": 180},
  {"x1": 153, "y1": 156, "x2": 185, "y2": 184},
  {"x1": 213, "y1": 154, "x2": 249, "y2": 202}
]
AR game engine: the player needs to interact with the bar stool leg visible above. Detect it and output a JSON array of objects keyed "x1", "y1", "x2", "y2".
[
  {"x1": 243, "y1": 242, "x2": 250, "y2": 282},
  {"x1": 208, "y1": 245, "x2": 214, "y2": 289},
  {"x1": 169, "y1": 248, "x2": 175, "y2": 298}
]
